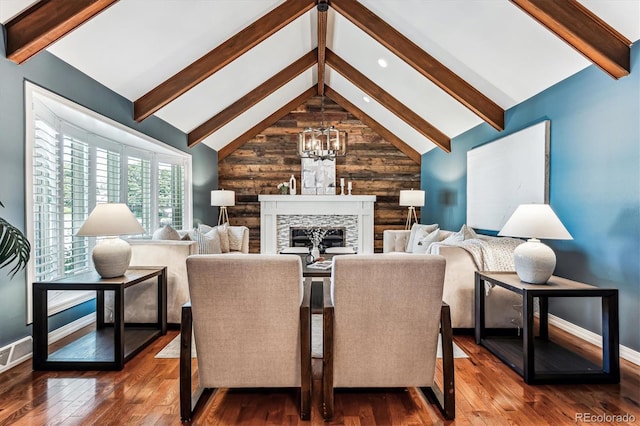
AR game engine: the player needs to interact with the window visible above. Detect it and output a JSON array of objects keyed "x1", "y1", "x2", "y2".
[{"x1": 25, "y1": 83, "x2": 192, "y2": 321}]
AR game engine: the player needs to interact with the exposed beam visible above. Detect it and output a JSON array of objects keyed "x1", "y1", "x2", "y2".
[
  {"x1": 510, "y1": 0, "x2": 630, "y2": 79},
  {"x1": 325, "y1": 86, "x2": 422, "y2": 164},
  {"x1": 326, "y1": 49, "x2": 450, "y2": 153},
  {"x1": 317, "y1": 0, "x2": 329, "y2": 96},
  {"x1": 329, "y1": 0, "x2": 504, "y2": 131},
  {"x1": 218, "y1": 87, "x2": 316, "y2": 161},
  {"x1": 5, "y1": 0, "x2": 118, "y2": 64},
  {"x1": 134, "y1": 0, "x2": 316, "y2": 122},
  {"x1": 188, "y1": 49, "x2": 317, "y2": 148}
]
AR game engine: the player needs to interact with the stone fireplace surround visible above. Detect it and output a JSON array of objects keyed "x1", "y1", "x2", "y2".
[{"x1": 258, "y1": 195, "x2": 376, "y2": 254}]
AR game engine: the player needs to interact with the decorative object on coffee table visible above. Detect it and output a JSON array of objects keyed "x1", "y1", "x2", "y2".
[
  {"x1": 399, "y1": 189, "x2": 425, "y2": 230},
  {"x1": 498, "y1": 204, "x2": 572, "y2": 283},
  {"x1": 76, "y1": 203, "x2": 145, "y2": 278}
]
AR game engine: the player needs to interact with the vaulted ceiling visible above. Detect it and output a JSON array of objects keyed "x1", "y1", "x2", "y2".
[{"x1": 2, "y1": 0, "x2": 638, "y2": 163}]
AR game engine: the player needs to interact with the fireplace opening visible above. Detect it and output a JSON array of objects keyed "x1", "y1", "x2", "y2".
[{"x1": 289, "y1": 227, "x2": 345, "y2": 253}]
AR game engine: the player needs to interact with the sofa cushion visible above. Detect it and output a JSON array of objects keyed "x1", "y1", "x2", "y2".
[
  {"x1": 192, "y1": 228, "x2": 222, "y2": 254},
  {"x1": 442, "y1": 224, "x2": 477, "y2": 243},
  {"x1": 217, "y1": 223, "x2": 230, "y2": 253},
  {"x1": 227, "y1": 225, "x2": 246, "y2": 252},
  {"x1": 152, "y1": 225, "x2": 181, "y2": 240},
  {"x1": 406, "y1": 223, "x2": 439, "y2": 253},
  {"x1": 411, "y1": 228, "x2": 440, "y2": 253}
]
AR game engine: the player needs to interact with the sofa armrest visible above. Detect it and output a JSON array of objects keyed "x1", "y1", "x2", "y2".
[{"x1": 383, "y1": 230, "x2": 411, "y2": 253}]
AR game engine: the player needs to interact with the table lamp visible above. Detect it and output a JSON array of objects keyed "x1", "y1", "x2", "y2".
[
  {"x1": 399, "y1": 189, "x2": 425, "y2": 230},
  {"x1": 498, "y1": 204, "x2": 572, "y2": 284},
  {"x1": 211, "y1": 189, "x2": 235, "y2": 226},
  {"x1": 76, "y1": 203, "x2": 145, "y2": 278}
]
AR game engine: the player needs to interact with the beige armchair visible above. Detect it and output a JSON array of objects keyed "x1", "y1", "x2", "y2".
[
  {"x1": 180, "y1": 254, "x2": 311, "y2": 422},
  {"x1": 322, "y1": 254, "x2": 455, "y2": 420}
]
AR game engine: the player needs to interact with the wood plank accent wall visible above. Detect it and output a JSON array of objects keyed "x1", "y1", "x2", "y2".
[{"x1": 218, "y1": 96, "x2": 421, "y2": 253}]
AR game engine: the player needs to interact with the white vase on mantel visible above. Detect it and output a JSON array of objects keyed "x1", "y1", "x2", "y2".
[{"x1": 289, "y1": 175, "x2": 297, "y2": 195}]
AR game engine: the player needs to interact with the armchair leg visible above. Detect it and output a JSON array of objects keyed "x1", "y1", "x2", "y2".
[
  {"x1": 421, "y1": 302, "x2": 455, "y2": 420},
  {"x1": 299, "y1": 279, "x2": 312, "y2": 420},
  {"x1": 322, "y1": 298, "x2": 335, "y2": 420},
  {"x1": 179, "y1": 303, "x2": 214, "y2": 422}
]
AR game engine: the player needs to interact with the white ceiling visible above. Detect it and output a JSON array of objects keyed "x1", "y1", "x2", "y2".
[{"x1": 2, "y1": 0, "x2": 639, "y2": 155}]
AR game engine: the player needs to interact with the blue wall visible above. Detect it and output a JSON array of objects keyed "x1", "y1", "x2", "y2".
[
  {"x1": 0, "y1": 27, "x2": 218, "y2": 347},
  {"x1": 423, "y1": 43, "x2": 640, "y2": 351}
]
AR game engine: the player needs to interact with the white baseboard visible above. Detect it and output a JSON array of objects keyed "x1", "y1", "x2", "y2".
[
  {"x1": 548, "y1": 313, "x2": 640, "y2": 366},
  {"x1": 0, "y1": 313, "x2": 96, "y2": 374}
]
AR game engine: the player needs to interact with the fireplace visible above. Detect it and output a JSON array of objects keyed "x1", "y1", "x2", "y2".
[
  {"x1": 258, "y1": 194, "x2": 376, "y2": 254},
  {"x1": 290, "y1": 227, "x2": 346, "y2": 252}
]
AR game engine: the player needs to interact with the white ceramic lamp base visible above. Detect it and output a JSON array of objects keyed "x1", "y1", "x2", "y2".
[
  {"x1": 513, "y1": 238, "x2": 556, "y2": 284},
  {"x1": 92, "y1": 237, "x2": 132, "y2": 278}
]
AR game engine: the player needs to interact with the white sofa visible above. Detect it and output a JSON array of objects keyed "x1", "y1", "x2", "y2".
[
  {"x1": 383, "y1": 229, "x2": 522, "y2": 329},
  {"x1": 105, "y1": 226, "x2": 250, "y2": 324}
]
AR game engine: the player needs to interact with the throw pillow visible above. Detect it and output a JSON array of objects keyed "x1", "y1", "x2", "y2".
[
  {"x1": 192, "y1": 228, "x2": 221, "y2": 254},
  {"x1": 152, "y1": 225, "x2": 181, "y2": 241},
  {"x1": 216, "y1": 223, "x2": 230, "y2": 253},
  {"x1": 411, "y1": 228, "x2": 440, "y2": 254},
  {"x1": 227, "y1": 226, "x2": 246, "y2": 252},
  {"x1": 442, "y1": 224, "x2": 478, "y2": 244},
  {"x1": 406, "y1": 223, "x2": 439, "y2": 253},
  {"x1": 198, "y1": 223, "x2": 214, "y2": 233}
]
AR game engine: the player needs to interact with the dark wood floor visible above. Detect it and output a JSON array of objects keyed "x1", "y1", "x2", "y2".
[{"x1": 0, "y1": 325, "x2": 638, "y2": 425}]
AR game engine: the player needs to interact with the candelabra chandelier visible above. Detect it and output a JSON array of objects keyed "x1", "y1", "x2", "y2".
[{"x1": 297, "y1": 96, "x2": 347, "y2": 161}]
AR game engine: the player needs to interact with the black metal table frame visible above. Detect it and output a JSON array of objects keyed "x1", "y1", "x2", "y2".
[
  {"x1": 33, "y1": 267, "x2": 167, "y2": 370},
  {"x1": 475, "y1": 271, "x2": 619, "y2": 384}
]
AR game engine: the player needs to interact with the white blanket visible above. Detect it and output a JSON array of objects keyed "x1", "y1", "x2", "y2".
[{"x1": 428, "y1": 236, "x2": 522, "y2": 272}]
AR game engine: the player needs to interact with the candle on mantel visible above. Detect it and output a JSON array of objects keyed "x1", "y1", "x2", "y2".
[
  {"x1": 347, "y1": 181, "x2": 352, "y2": 190},
  {"x1": 340, "y1": 178, "x2": 345, "y2": 187}
]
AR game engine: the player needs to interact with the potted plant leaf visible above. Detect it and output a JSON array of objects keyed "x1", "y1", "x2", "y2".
[{"x1": 0, "y1": 201, "x2": 30, "y2": 278}]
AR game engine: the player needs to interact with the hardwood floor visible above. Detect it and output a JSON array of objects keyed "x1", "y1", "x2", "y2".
[{"x1": 0, "y1": 325, "x2": 638, "y2": 425}]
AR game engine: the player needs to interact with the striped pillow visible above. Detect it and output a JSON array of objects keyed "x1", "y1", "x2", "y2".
[{"x1": 192, "y1": 228, "x2": 222, "y2": 254}]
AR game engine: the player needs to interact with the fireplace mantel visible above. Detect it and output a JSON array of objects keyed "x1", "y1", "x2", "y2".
[{"x1": 258, "y1": 195, "x2": 376, "y2": 254}]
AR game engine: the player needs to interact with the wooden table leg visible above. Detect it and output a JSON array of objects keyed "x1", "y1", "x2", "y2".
[{"x1": 522, "y1": 290, "x2": 535, "y2": 383}]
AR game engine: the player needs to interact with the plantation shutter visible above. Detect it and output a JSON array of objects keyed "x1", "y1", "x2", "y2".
[{"x1": 157, "y1": 160, "x2": 185, "y2": 229}]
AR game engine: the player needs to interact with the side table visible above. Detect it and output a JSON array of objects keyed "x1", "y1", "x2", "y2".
[
  {"x1": 475, "y1": 271, "x2": 619, "y2": 384},
  {"x1": 33, "y1": 267, "x2": 167, "y2": 370}
]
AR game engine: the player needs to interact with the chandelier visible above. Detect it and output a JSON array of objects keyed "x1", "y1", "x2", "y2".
[{"x1": 297, "y1": 96, "x2": 347, "y2": 161}]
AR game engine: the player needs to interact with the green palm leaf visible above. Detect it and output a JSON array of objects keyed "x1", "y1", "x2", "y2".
[{"x1": 0, "y1": 202, "x2": 31, "y2": 278}]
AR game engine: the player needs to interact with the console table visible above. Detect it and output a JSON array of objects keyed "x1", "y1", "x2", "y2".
[
  {"x1": 475, "y1": 271, "x2": 619, "y2": 384},
  {"x1": 33, "y1": 267, "x2": 167, "y2": 371}
]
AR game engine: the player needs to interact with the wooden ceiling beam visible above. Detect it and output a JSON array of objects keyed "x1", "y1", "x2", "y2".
[
  {"x1": 5, "y1": 0, "x2": 118, "y2": 64},
  {"x1": 188, "y1": 49, "x2": 317, "y2": 148},
  {"x1": 317, "y1": 0, "x2": 329, "y2": 96},
  {"x1": 134, "y1": 0, "x2": 316, "y2": 122},
  {"x1": 326, "y1": 49, "x2": 450, "y2": 153},
  {"x1": 329, "y1": 0, "x2": 504, "y2": 131},
  {"x1": 218, "y1": 86, "x2": 316, "y2": 161},
  {"x1": 511, "y1": 0, "x2": 630, "y2": 79},
  {"x1": 325, "y1": 86, "x2": 422, "y2": 164}
]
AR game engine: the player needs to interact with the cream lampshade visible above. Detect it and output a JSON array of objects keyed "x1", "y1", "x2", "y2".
[
  {"x1": 399, "y1": 189, "x2": 425, "y2": 230},
  {"x1": 210, "y1": 189, "x2": 235, "y2": 226},
  {"x1": 498, "y1": 204, "x2": 572, "y2": 284},
  {"x1": 76, "y1": 203, "x2": 145, "y2": 278}
]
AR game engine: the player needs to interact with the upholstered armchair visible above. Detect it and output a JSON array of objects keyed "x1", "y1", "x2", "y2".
[
  {"x1": 180, "y1": 254, "x2": 311, "y2": 422},
  {"x1": 322, "y1": 254, "x2": 455, "y2": 420}
]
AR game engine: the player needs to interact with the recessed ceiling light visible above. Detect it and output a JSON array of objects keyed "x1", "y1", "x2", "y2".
[
  {"x1": 362, "y1": 96, "x2": 371, "y2": 103},
  {"x1": 377, "y1": 58, "x2": 388, "y2": 68}
]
